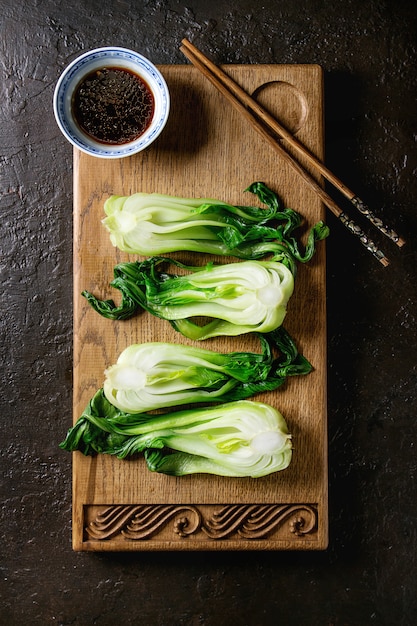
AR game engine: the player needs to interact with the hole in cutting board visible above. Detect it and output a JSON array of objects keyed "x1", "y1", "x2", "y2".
[{"x1": 251, "y1": 81, "x2": 309, "y2": 135}]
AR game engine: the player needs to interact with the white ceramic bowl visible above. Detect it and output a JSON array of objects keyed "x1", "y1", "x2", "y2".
[{"x1": 53, "y1": 47, "x2": 170, "y2": 158}]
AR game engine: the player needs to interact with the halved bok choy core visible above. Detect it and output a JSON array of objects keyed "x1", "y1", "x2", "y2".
[
  {"x1": 102, "y1": 181, "x2": 327, "y2": 261},
  {"x1": 59, "y1": 391, "x2": 292, "y2": 478},
  {"x1": 103, "y1": 328, "x2": 312, "y2": 413}
]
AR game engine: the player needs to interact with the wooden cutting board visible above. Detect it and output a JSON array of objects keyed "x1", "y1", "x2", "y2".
[{"x1": 72, "y1": 63, "x2": 328, "y2": 551}]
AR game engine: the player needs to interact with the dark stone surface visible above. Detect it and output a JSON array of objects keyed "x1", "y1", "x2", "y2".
[{"x1": 1, "y1": 0, "x2": 416, "y2": 624}]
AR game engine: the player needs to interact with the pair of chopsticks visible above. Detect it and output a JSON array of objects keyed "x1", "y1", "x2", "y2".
[{"x1": 180, "y1": 38, "x2": 405, "y2": 267}]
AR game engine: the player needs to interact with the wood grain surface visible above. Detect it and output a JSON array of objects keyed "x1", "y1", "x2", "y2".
[{"x1": 72, "y1": 64, "x2": 327, "y2": 551}]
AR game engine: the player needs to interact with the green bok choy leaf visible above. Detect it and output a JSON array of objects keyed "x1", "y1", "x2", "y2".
[
  {"x1": 59, "y1": 391, "x2": 292, "y2": 478},
  {"x1": 103, "y1": 328, "x2": 312, "y2": 413}
]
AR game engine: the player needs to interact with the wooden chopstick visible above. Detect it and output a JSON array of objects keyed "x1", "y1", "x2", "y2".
[
  {"x1": 182, "y1": 38, "x2": 404, "y2": 251},
  {"x1": 180, "y1": 38, "x2": 403, "y2": 266}
]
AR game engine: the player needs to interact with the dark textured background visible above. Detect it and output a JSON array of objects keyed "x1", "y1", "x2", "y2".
[{"x1": 1, "y1": 1, "x2": 416, "y2": 624}]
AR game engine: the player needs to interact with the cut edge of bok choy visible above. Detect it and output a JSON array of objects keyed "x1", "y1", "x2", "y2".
[
  {"x1": 103, "y1": 327, "x2": 312, "y2": 413},
  {"x1": 59, "y1": 392, "x2": 293, "y2": 478},
  {"x1": 101, "y1": 181, "x2": 329, "y2": 262}
]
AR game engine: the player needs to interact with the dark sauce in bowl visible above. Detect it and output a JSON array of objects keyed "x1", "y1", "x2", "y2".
[{"x1": 72, "y1": 67, "x2": 155, "y2": 145}]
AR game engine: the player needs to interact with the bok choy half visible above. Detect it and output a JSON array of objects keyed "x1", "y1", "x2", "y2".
[
  {"x1": 102, "y1": 181, "x2": 328, "y2": 260},
  {"x1": 82, "y1": 256, "x2": 295, "y2": 339},
  {"x1": 59, "y1": 392, "x2": 293, "y2": 478},
  {"x1": 103, "y1": 327, "x2": 312, "y2": 413}
]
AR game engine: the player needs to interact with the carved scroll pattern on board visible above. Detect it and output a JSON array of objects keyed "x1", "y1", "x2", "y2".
[{"x1": 84, "y1": 503, "x2": 318, "y2": 542}]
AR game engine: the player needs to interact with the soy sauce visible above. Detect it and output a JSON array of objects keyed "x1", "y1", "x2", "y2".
[{"x1": 72, "y1": 67, "x2": 155, "y2": 144}]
